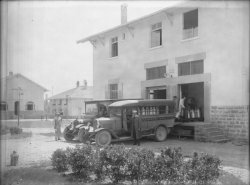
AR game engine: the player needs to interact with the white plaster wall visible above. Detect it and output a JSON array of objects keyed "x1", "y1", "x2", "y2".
[
  {"x1": 92, "y1": 1, "x2": 249, "y2": 106},
  {"x1": 6, "y1": 76, "x2": 45, "y2": 111}
]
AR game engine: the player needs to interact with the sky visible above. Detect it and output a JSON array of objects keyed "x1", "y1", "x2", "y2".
[{"x1": 2, "y1": 0, "x2": 181, "y2": 97}]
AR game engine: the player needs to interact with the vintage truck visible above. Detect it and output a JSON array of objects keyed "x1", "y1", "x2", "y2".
[{"x1": 77, "y1": 99, "x2": 177, "y2": 146}]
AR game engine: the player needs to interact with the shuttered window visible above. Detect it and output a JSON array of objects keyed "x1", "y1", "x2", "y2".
[
  {"x1": 110, "y1": 37, "x2": 118, "y2": 57},
  {"x1": 178, "y1": 60, "x2": 203, "y2": 76},
  {"x1": 146, "y1": 66, "x2": 166, "y2": 80},
  {"x1": 109, "y1": 84, "x2": 118, "y2": 99},
  {"x1": 151, "y1": 22, "x2": 162, "y2": 48},
  {"x1": 0, "y1": 102, "x2": 8, "y2": 111}
]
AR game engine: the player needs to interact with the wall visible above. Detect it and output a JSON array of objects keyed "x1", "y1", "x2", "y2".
[
  {"x1": 210, "y1": 105, "x2": 249, "y2": 140},
  {"x1": 92, "y1": 1, "x2": 249, "y2": 107}
]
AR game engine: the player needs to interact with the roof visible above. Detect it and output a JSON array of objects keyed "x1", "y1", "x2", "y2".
[
  {"x1": 85, "y1": 98, "x2": 141, "y2": 104},
  {"x1": 77, "y1": 2, "x2": 189, "y2": 44},
  {"x1": 109, "y1": 99, "x2": 175, "y2": 108},
  {"x1": 2, "y1": 73, "x2": 48, "y2": 91},
  {"x1": 49, "y1": 86, "x2": 93, "y2": 100}
]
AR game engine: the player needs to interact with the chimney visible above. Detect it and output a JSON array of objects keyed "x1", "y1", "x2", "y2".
[
  {"x1": 121, "y1": 4, "x2": 127, "y2": 24},
  {"x1": 76, "y1": 81, "x2": 80, "y2": 87},
  {"x1": 9, "y1": 71, "x2": 13, "y2": 76}
]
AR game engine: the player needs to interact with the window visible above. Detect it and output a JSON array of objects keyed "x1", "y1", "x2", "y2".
[
  {"x1": 0, "y1": 102, "x2": 8, "y2": 111},
  {"x1": 122, "y1": 33, "x2": 126, "y2": 40},
  {"x1": 146, "y1": 66, "x2": 166, "y2": 80},
  {"x1": 58, "y1": 99, "x2": 62, "y2": 105},
  {"x1": 178, "y1": 60, "x2": 203, "y2": 76},
  {"x1": 183, "y1": 9, "x2": 198, "y2": 39},
  {"x1": 110, "y1": 37, "x2": 118, "y2": 57},
  {"x1": 151, "y1": 22, "x2": 162, "y2": 48},
  {"x1": 109, "y1": 83, "x2": 118, "y2": 99},
  {"x1": 26, "y1": 101, "x2": 35, "y2": 110},
  {"x1": 52, "y1": 100, "x2": 56, "y2": 105}
]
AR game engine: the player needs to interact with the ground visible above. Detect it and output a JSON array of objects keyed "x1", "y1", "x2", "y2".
[{"x1": 0, "y1": 119, "x2": 249, "y2": 185}]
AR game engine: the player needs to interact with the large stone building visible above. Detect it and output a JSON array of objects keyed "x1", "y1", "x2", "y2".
[
  {"x1": 47, "y1": 81, "x2": 93, "y2": 118},
  {"x1": 1, "y1": 72, "x2": 48, "y2": 119},
  {"x1": 77, "y1": 1, "x2": 249, "y2": 140}
]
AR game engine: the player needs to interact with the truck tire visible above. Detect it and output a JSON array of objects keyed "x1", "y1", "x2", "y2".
[
  {"x1": 63, "y1": 126, "x2": 74, "y2": 141},
  {"x1": 95, "y1": 130, "x2": 111, "y2": 146},
  {"x1": 155, "y1": 126, "x2": 167, "y2": 142}
]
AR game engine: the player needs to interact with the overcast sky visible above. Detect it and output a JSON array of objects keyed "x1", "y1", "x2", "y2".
[{"x1": 3, "y1": 1, "x2": 181, "y2": 97}]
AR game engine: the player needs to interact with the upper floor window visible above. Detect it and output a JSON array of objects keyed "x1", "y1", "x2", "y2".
[
  {"x1": 26, "y1": 101, "x2": 35, "y2": 110},
  {"x1": 109, "y1": 83, "x2": 118, "y2": 99},
  {"x1": 110, "y1": 37, "x2": 118, "y2": 57},
  {"x1": 146, "y1": 66, "x2": 166, "y2": 80},
  {"x1": 183, "y1": 9, "x2": 198, "y2": 39},
  {"x1": 58, "y1": 99, "x2": 62, "y2": 105},
  {"x1": 0, "y1": 101, "x2": 8, "y2": 111},
  {"x1": 151, "y1": 22, "x2": 162, "y2": 48},
  {"x1": 178, "y1": 60, "x2": 203, "y2": 76}
]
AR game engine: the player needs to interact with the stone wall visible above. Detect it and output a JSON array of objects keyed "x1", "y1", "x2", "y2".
[{"x1": 210, "y1": 106, "x2": 249, "y2": 141}]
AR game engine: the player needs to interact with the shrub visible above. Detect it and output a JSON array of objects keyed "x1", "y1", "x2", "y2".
[
  {"x1": 149, "y1": 147, "x2": 185, "y2": 184},
  {"x1": 51, "y1": 149, "x2": 68, "y2": 172},
  {"x1": 9, "y1": 127, "x2": 22, "y2": 135},
  {"x1": 99, "y1": 145, "x2": 128, "y2": 183},
  {"x1": 66, "y1": 145, "x2": 93, "y2": 179},
  {"x1": 185, "y1": 152, "x2": 222, "y2": 185},
  {"x1": 1, "y1": 125, "x2": 10, "y2": 135},
  {"x1": 125, "y1": 147, "x2": 155, "y2": 185}
]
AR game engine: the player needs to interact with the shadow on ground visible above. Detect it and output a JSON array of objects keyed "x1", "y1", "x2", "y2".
[{"x1": 1, "y1": 165, "x2": 248, "y2": 185}]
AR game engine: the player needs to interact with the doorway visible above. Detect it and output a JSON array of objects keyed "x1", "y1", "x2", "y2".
[{"x1": 179, "y1": 82, "x2": 204, "y2": 121}]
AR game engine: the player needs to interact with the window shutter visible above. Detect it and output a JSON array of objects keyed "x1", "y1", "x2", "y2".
[
  {"x1": 118, "y1": 83, "x2": 123, "y2": 99},
  {"x1": 105, "y1": 84, "x2": 110, "y2": 99}
]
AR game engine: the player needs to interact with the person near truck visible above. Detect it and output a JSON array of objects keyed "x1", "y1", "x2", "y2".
[
  {"x1": 54, "y1": 112, "x2": 62, "y2": 141},
  {"x1": 175, "y1": 96, "x2": 186, "y2": 119},
  {"x1": 132, "y1": 110, "x2": 141, "y2": 146}
]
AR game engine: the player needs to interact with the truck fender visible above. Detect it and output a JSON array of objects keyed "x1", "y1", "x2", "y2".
[{"x1": 94, "y1": 128, "x2": 119, "y2": 139}]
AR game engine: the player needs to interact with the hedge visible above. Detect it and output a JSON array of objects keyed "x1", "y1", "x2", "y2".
[{"x1": 51, "y1": 144, "x2": 222, "y2": 185}]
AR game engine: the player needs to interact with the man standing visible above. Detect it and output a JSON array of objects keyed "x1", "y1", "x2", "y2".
[
  {"x1": 175, "y1": 96, "x2": 186, "y2": 119},
  {"x1": 132, "y1": 110, "x2": 141, "y2": 146},
  {"x1": 54, "y1": 112, "x2": 62, "y2": 141}
]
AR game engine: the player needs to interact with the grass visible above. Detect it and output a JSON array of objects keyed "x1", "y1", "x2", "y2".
[{"x1": 1, "y1": 166, "x2": 248, "y2": 185}]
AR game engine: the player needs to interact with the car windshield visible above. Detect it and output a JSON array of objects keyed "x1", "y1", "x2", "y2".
[
  {"x1": 109, "y1": 107, "x2": 122, "y2": 118},
  {"x1": 85, "y1": 103, "x2": 98, "y2": 115}
]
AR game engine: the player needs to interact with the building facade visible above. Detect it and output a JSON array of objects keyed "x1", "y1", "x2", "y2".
[
  {"x1": 78, "y1": 1, "x2": 249, "y2": 140},
  {"x1": 1, "y1": 72, "x2": 48, "y2": 119},
  {"x1": 47, "y1": 81, "x2": 93, "y2": 118}
]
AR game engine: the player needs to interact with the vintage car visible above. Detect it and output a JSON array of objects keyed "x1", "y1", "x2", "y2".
[
  {"x1": 63, "y1": 99, "x2": 140, "y2": 141},
  {"x1": 78, "y1": 99, "x2": 177, "y2": 146},
  {"x1": 63, "y1": 99, "x2": 118, "y2": 141}
]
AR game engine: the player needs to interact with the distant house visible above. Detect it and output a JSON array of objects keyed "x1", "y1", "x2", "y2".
[
  {"x1": 1, "y1": 72, "x2": 48, "y2": 119},
  {"x1": 47, "y1": 81, "x2": 93, "y2": 118}
]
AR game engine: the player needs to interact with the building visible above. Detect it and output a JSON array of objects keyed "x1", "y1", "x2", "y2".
[
  {"x1": 0, "y1": 72, "x2": 48, "y2": 119},
  {"x1": 77, "y1": 1, "x2": 249, "y2": 140},
  {"x1": 47, "y1": 81, "x2": 93, "y2": 118}
]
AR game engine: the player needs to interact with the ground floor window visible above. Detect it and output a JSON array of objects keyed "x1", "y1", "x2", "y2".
[
  {"x1": 0, "y1": 101, "x2": 8, "y2": 111},
  {"x1": 109, "y1": 83, "x2": 118, "y2": 99},
  {"x1": 26, "y1": 101, "x2": 35, "y2": 110}
]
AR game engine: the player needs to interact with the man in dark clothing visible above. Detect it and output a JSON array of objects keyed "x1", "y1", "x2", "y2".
[{"x1": 132, "y1": 110, "x2": 141, "y2": 146}]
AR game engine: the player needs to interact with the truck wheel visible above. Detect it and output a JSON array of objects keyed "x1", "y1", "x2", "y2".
[
  {"x1": 78, "y1": 128, "x2": 89, "y2": 143},
  {"x1": 63, "y1": 127, "x2": 74, "y2": 141},
  {"x1": 155, "y1": 126, "x2": 167, "y2": 142},
  {"x1": 95, "y1": 130, "x2": 111, "y2": 146}
]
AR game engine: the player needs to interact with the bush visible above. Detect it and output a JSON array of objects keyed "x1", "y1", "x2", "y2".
[
  {"x1": 66, "y1": 145, "x2": 93, "y2": 179},
  {"x1": 51, "y1": 145, "x2": 222, "y2": 185},
  {"x1": 99, "y1": 145, "x2": 128, "y2": 183},
  {"x1": 51, "y1": 149, "x2": 68, "y2": 172},
  {"x1": 9, "y1": 127, "x2": 22, "y2": 135},
  {"x1": 185, "y1": 152, "x2": 222, "y2": 185},
  {"x1": 1, "y1": 125, "x2": 10, "y2": 135}
]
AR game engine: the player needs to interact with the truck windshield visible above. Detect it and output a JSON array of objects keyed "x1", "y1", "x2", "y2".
[
  {"x1": 86, "y1": 103, "x2": 98, "y2": 115},
  {"x1": 109, "y1": 108, "x2": 122, "y2": 118}
]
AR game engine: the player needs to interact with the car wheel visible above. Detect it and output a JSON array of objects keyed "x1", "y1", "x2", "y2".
[
  {"x1": 155, "y1": 126, "x2": 167, "y2": 142},
  {"x1": 95, "y1": 130, "x2": 111, "y2": 147},
  {"x1": 63, "y1": 126, "x2": 74, "y2": 141},
  {"x1": 78, "y1": 128, "x2": 89, "y2": 143}
]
